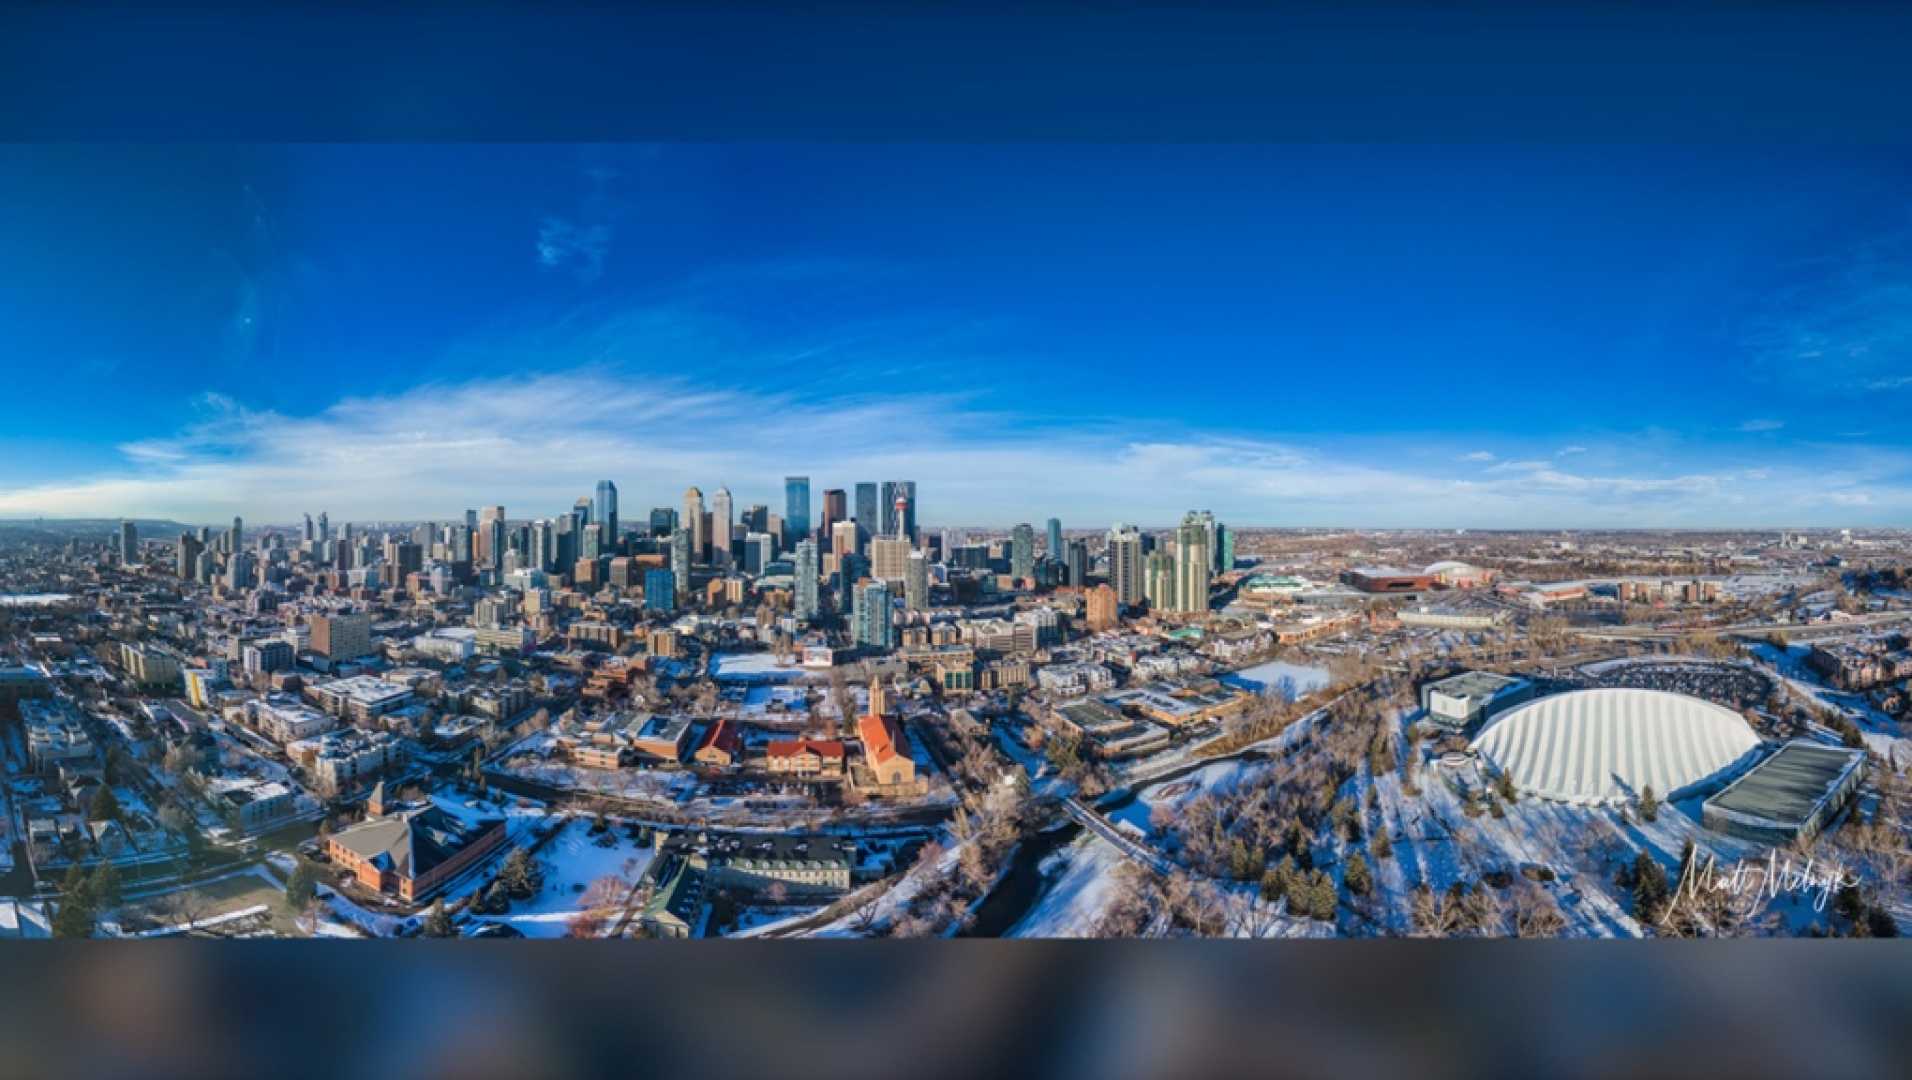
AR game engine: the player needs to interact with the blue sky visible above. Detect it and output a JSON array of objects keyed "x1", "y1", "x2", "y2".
[{"x1": 1, "y1": 143, "x2": 1909, "y2": 527}]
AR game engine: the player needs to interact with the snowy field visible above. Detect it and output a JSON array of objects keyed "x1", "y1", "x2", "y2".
[
  {"x1": 709, "y1": 651, "x2": 804, "y2": 683},
  {"x1": 1222, "y1": 660, "x2": 1332, "y2": 701},
  {"x1": 473, "y1": 818, "x2": 655, "y2": 939}
]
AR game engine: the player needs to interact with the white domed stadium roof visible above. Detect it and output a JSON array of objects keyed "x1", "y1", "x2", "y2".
[
  {"x1": 1424, "y1": 560, "x2": 1478, "y2": 574},
  {"x1": 1469, "y1": 688, "x2": 1759, "y2": 806}
]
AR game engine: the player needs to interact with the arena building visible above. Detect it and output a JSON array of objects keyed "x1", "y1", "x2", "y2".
[{"x1": 1470, "y1": 688, "x2": 1761, "y2": 806}]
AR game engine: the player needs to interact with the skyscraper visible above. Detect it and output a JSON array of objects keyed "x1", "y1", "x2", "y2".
[
  {"x1": 530, "y1": 518, "x2": 553, "y2": 572},
  {"x1": 820, "y1": 488, "x2": 847, "y2": 551},
  {"x1": 118, "y1": 519, "x2": 139, "y2": 567},
  {"x1": 670, "y1": 526, "x2": 692, "y2": 597},
  {"x1": 226, "y1": 549, "x2": 253, "y2": 591},
  {"x1": 595, "y1": 479, "x2": 618, "y2": 548},
  {"x1": 793, "y1": 539, "x2": 820, "y2": 623},
  {"x1": 1065, "y1": 539, "x2": 1089, "y2": 587},
  {"x1": 899, "y1": 481, "x2": 917, "y2": 541},
  {"x1": 649, "y1": 507, "x2": 677, "y2": 537},
  {"x1": 711, "y1": 487, "x2": 734, "y2": 567},
  {"x1": 1107, "y1": 525, "x2": 1144, "y2": 607},
  {"x1": 482, "y1": 506, "x2": 507, "y2": 572},
  {"x1": 303, "y1": 513, "x2": 314, "y2": 543},
  {"x1": 1010, "y1": 523, "x2": 1036, "y2": 582},
  {"x1": 175, "y1": 531, "x2": 201, "y2": 580},
  {"x1": 904, "y1": 549, "x2": 930, "y2": 611},
  {"x1": 879, "y1": 480, "x2": 899, "y2": 538},
  {"x1": 1046, "y1": 517, "x2": 1063, "y2": 561},
  {"x1": 683, "y1": 487, "x2": 706, "y2": 563},
  {"x1": 854, "y1": 482, "x2": 878, "y2": 545},
  {"x1": 1145, "y1": 550, "x2": 1176, "y2": 611},
  {"x1": 1216, "y1": 522, "x2": 1235, "y2": 573},
  {"x1": 1175, "y1": 511, "x2": 1213, "y2": 614},
  {"x1": 784, "y1": 476, "x2": 810, "y2": 551},
  {"x1": 830, "y1": 520, "x2": 860, "y2": 564},
  {"x1": 871, "y1": 536, "x2": 911, "y2": 583},
  {"x1": 230, "y1": 516, "x2": 243, "y2": 556},
  {"x1": 317, "y1": 511, "x2": 330, "y2": 542},
  {"x1": 854, "y1": 580, "x2": 894, "y2": 649}
]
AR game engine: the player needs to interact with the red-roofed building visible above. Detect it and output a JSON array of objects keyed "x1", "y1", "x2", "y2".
[
  {"x1": 693, "y1": 717, "x2": 743, "y2": 769},
  {"x1": 765, "y1": 738, "x2": 846, "y2": 777},
  {"x1": 856, "y1": 712, "x2": 915, "y2": 787}
]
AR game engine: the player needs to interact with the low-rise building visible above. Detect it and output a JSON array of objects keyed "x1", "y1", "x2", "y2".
[
  {"x1": 1420, "y1": 671, "x2": 1535, "y2": 735},
  {"x1": 326, "y1": 804, "x2": 507, "y2": 903},
  {"x1": 764, "y1": 738, "x2": 846, "y2": 777},
  {"x1": 308, "y1": 676, "x2": 415, "y2": 723}
]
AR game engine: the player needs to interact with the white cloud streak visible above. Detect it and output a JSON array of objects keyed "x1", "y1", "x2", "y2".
[{"x1": 3, "y1": 372, "x2": 1907, "y2": 528}]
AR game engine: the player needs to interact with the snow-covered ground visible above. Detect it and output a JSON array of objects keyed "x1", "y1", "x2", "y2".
[
  {"x1": 1005, "y1": 832, "x2": 1126, "y2": 937},
  {"x1": 709, "y1": 651, "x2": 804, "y2": 683},
  {"x1": 1221, "y1": 660, "x2": 1333, "y2": 701},
  {"x1": 472, "y1": 818, "x2": 655, "y2": 939},
  {"x1": 1107, "y1": 757, "x2": 1270, "y2": 835}
]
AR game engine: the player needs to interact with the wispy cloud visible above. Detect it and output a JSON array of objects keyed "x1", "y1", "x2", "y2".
[
  {"x1": 535, "y1": 158, "x2": 626, "y2": 283},
  {"x1": 1459, "y1": 450, "x2": 1495, "y2": 462},
  {"x1": 536, "y1": 218, "x2": 613, "y2": 281},
  {"x1": 1557, "y1": 445, "x2": 1588, "y2": 456},
  {"x1": 1738, "y1": 418, "x2": 1785, "y2": 432},
  {"x1": 4, "y1": 369, "x2": 1908, "y2": 527}
]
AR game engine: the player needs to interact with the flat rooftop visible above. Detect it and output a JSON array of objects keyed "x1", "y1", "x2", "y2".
[
  {"x1": 1705, "y1": 740, "x2": 1867, "y2": 828},
  {"x1": 1427, "y1": 671, "x2": 1529, "y2": 702}
]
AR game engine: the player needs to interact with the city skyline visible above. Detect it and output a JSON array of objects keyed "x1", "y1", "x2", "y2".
[{"x1": 3, "y1": 144, "x2": 1911, "y2": 527}]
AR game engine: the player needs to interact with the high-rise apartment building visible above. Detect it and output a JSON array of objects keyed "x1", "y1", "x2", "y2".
[
  {"x1": 1107, "y1": 525, "x2": 1144, "y2": 607},
  {"x1": 311, "y1": 611, "x2": 373, "y2": 660},
  {"x1": 1174, "y1": 511, "x2": 1213, "y2": 614},
  {"x1": 793, "y1": 539, "x2": 820, "y2": 623},
  {"x1": 1065, "y1": 540, "x2": 1089, "y2": 588},
  {"x1": 854, "y1": 580, "x2": 894, "y2": 650},
  {"x1": 870, "y1": 536, "x2": 911, "y2": 584},
  {"x1": 904, "y1": 549, "x2": 930, "y2": 611},
  {"x1": 1145, "y1": 550, "x2": 1177, "y2": 612},
  {"x1": 670, "y1": 526, "x2": 692, "y2": 597},
  {"x1": 1010, "y1": 523, "x2": 1036, "y2": 582}
]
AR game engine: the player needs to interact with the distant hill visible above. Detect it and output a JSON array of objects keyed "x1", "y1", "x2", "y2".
[{"x1": 0, "y1": 517, "x2": 198, "y2": 541}]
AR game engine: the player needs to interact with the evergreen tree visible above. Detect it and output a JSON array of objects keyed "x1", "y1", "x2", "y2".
[
  {"x1": 88, "y1": 861, "x2": 122, "y2": 910},
  {"x1": 420, "y1": 898, "x2": 454, "y2": 938},
  {"x1": 285, "y1": 861, "x2": 318, "y2": 912},
  {"x1": 52, "y1": 897, "x2": 96, "y2": 939},
  {"x1": 1369, "y1": 829, "x2": 1393, "y2": 862},
  {"x1": 61, "y1": 862, "x2": 93, "y2": 909},
  {"x1": 89, "y1": 784, "x2": 122, "y2": 822},
  {"x1": 1630, "y1": 850, "x2": 1669, "y2": 924},
  {"x1": 498, "y1": 847, "x2": 536, "y2": 897},
  {"x1": 1638, "y1": 786, "x2": 1659, "y2": 823},
  {"x1": 1344, "y1": 852, "x2": 1373, "y2": 898},
  {"x1": 1307, "y1": 870, "x2": 1338, "y2": 920}
]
